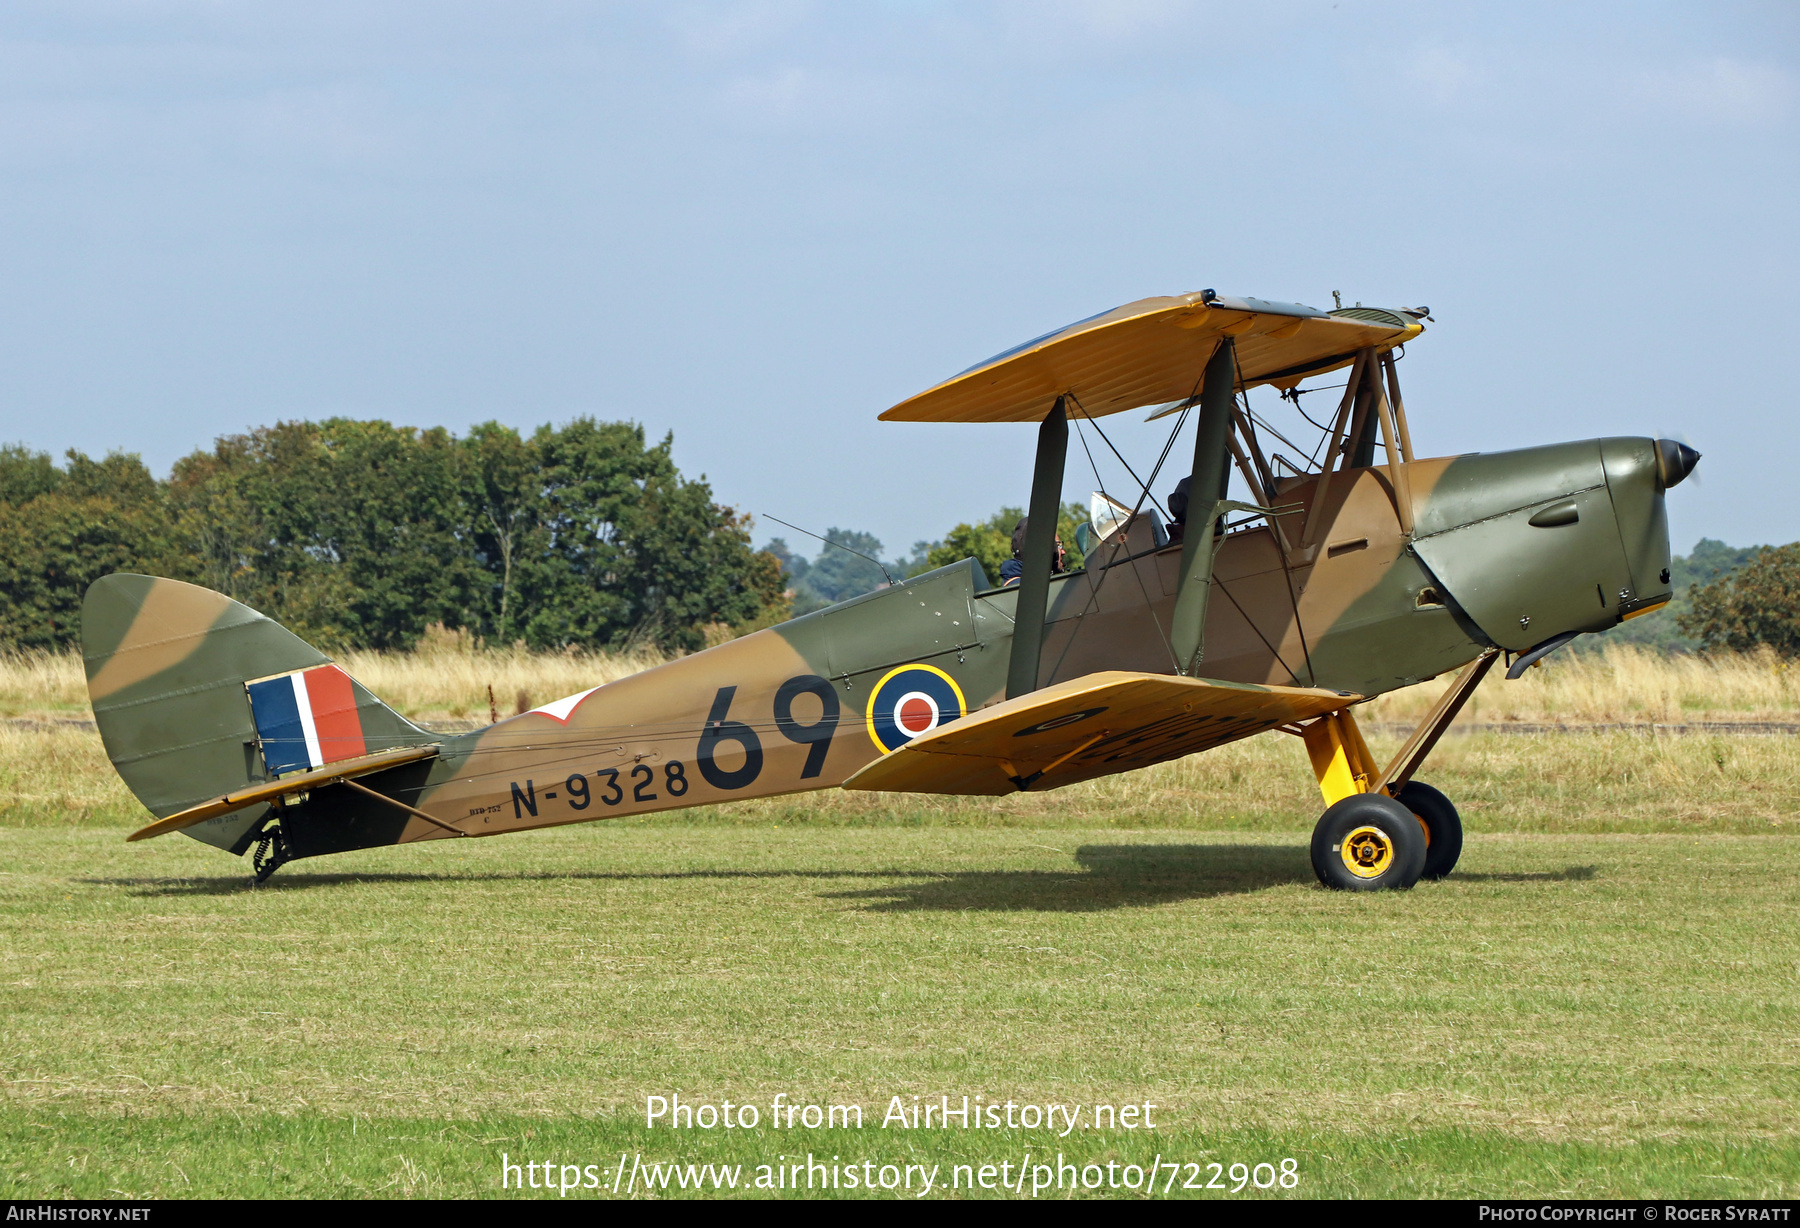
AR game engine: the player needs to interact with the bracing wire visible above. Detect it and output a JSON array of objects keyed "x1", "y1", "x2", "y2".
[
  {"x1": 762, "y1": 514, "x2": 895, "y2": 586},
  {"x1": 1047, "y1": 396, "x2": 1191, "y2": 678},
  {"x1": 1282, "y1": 382, "x2": 1350, "y2": 435},
  {"x1": 1072, "y1": 398, "x2": 1177, "y2": 524},
  {"x1": 1244, "y1": 407, "x2": 1322, "y2": 466}
]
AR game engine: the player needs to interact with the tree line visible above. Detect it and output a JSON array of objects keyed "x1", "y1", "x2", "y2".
[
  {"x1": 0, "y1": 419, "x2": 784, "y2": 653},
  {"x1": 3, "y1": 416, "x2": 1795, "y2": 660}
]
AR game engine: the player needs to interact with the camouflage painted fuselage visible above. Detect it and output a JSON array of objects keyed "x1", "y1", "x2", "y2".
[{"x1": 82, "y1": 436, "x2": 1675, "y2": 865}]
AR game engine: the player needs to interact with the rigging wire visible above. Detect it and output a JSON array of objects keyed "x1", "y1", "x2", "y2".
[
  {"x1": 1281, "y1": 382, "x2": 1350, "y2": 435},
  {"x1": 1219, "y1": 346, "x2": 1311, "y2": 684},
  {"x1": 1045, "y1": 399, "x2": 1190, "y2": 679},
  {"x1": 1229, "y1": 344, "x2": 1277, "y2": 504},
  {"x1": 1212, "y1": 575, "x2": 1301, "y2": 686},
  {"x1": 761, "y1": 514, "x2": 895, "y2": 586},
  {"x1": 1070, "y1": 395, "x2": 1177, "y2": 523},
  {"x1": 1276, "y1": 537, "x2": 1317, "y2": 687},
  {"x1": 1246, "y1": 398, "x2": 1322, "y2": 454},
  {"x1": 1272, "y1": 380, "x2": 1353, "y2": 471}
]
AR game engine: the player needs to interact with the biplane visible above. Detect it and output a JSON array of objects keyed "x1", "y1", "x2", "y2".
[{"x1": 85, "y1": 289, "x2": 1699, "y2": 889}]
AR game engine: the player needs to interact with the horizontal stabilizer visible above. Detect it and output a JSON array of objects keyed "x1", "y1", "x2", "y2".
[
  {"x1": 842, "y1": 671, "x2": 1353, "y2": 796},
  {"x1": 125, "y1": 744, "x2": 439, "y2": 842}
]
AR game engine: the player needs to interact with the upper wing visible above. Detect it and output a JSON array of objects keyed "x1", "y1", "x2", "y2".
[
  {"x1": 841, "y1": 671, "x2": 1354, "y2": 796},
  {"x1": 880, "y1": 293, "x2": 1423, "y2": 424}
]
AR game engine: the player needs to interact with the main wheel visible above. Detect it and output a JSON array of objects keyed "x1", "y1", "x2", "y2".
[
  {"x1": 1310, "y1": 792, "x2": 1428, "y2": 891},
  {"x1": 1393, "y1": 780, "x2": 1463, "y2": 880}
]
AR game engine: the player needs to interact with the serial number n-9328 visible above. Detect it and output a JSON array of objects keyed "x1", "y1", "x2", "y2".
[{"x1": 507, "y1": 761, "x2": 688, "y2": 819}]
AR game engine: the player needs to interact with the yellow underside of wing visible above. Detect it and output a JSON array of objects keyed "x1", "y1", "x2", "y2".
[
  {"x1": 842, "y1": 671, "x2": 1356, "y2": 796},
  {"x1": 125, "y1": 744, "x2": 441, "y2": 842}
]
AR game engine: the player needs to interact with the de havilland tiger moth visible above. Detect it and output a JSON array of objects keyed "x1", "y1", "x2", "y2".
[{"x1": 83, "y1": 289, "x2": 1699, "y2": 888}]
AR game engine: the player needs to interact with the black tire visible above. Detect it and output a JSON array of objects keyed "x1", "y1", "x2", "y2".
[
  {"x1": 1310, "y1": 792, "x2": 1427, "y2": 891},
  {"x1": 1393, "y1": 780, "x2": 1463, "y2": 880}
]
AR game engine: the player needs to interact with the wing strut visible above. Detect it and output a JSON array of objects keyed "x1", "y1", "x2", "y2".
[
  {"x1": 1006, "y1": 395, "x2": 1069, "y2": 698},
  {"x1": 1169, "y1": 338, "x2": 1237, "y2": 674},
  {"x1": 1301, "y1": 349, "x2": 1370, "y2": 549}
]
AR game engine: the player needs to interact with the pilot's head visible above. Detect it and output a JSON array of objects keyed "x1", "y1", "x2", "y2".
[
  {"x1": 1167, "y1": 476, "x2": 1191, "y2": 525},
  {"x1": 1011, "y1": 518, "x2": 1066, "y2": 571}
]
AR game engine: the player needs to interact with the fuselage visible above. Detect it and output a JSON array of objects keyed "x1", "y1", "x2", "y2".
[{"x1": 269, "y1": 434, "x2": 1678, "y2": 860}]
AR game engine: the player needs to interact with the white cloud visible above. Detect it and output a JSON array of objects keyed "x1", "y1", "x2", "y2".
[
  {"x1": 1408, "y1": 45, "x2": 1482, "y2": 104},
  {"x1": 1033, "y1": 0, "x2": 1198, "y2": 41},
  {"x1": 1640, "y1": 56, "x2": 1795, "y2": 125},
  {"x1": 665, "y1": 0, "x2": 812, "y2": 60},
  {"x1": 721, "y1": 65, "x2": 809, "y2": 117}
]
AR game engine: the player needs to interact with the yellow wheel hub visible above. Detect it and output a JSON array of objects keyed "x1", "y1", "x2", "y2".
[{"x1": 1340, "y1": 825, "x2": 1394, "y2": 879}]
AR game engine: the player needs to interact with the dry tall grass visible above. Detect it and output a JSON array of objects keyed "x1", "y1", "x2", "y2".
[
  {"x1": 0, "y1": 626, "x2": 668, "y2": 723},
  {"x1": 5, "y1": 626, "x2": 1796, "y2": 832},
  {"x1": 0, "y1": 724, "x2": 141, "y2": 824},
  {"x1": 3, "y1": 636, "x2": 1794, "y2": 724},
  {"x1": 1363, "y1": 643, "x2": 1800, "y2": 726},
  {"x1": 337, "y1": 625, "x2": 667, "y2": 722},
  {"x1": 0, "y1": 649, "x2": 87, "y2": 716}
]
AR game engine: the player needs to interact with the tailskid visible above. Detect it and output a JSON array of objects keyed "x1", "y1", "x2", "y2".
[{"x1": 250, "y1": 820, "x2": 291, "y2": 884}]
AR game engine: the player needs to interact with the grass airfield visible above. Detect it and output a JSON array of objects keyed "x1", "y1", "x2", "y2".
[{"x1": 3, "y1": 727, "x2": 1798, "y2": 1199}]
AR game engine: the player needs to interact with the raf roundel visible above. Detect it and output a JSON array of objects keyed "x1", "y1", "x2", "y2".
[{"x1": 866, "y1": 664, "x2": 968, "y2": 754}]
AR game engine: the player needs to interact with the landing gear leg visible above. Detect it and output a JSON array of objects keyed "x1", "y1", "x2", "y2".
[{"x1": 1300, "y1": 650, "x2": 1498, "y2": 890}]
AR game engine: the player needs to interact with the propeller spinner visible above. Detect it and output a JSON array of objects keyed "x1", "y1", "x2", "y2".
[{"x1": 1654, "y1": 438, "x2": 1701, "y2": 489}]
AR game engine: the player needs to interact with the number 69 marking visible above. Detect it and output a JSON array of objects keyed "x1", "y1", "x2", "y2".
[{"x1": 693, "y1": 676, "x2": 845, "y2": 793}]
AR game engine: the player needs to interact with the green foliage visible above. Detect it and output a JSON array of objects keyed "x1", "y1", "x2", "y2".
[
  {"x1": 0, "y1": 448, "x2": 188, "y2": 649},
  {"x1": 0, "y1": 423, "x2": 786, "y2": 655},
  {"x1": 165, "y1": 420, "x2": 486, "y2": 650},
  {"x1": 1581, "y1": 538, "x2": 1769, "y2": 655},
  {"x1": 509, "y1": 420, "x2": 783, "y2": 651},
  {"x1": 765, "y1": 530, "x2": 908, "y2": 616},
  {"x1": 920, "y1": 509, "x2": 1015, "y2": 583},
  {"x1": 1679, "y1": 537, "x2": 1766, "y2": 589},
  {"x1": 1679, "y1": 543, "x2": 1800, "y2": 657},
  {"x1": 916, "y1": 501, "x2": 1088, "y2": 586},
  {"x1": 0, "y1": 445, "x2": 69, "y2": 505}
]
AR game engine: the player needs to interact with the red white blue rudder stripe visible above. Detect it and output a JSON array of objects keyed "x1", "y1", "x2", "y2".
[{"x1": 246, "y1": 665, "x2": 369, "y2": 776}]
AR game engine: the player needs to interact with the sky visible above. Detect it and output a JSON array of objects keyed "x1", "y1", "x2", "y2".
[{"x1": 1, "y1": 1, "x2": 1795, "y2": 558}]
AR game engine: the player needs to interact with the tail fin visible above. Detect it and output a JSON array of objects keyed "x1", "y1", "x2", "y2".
[{"x1": 82, "y1": 574, "x2": 428, "y2": 852}]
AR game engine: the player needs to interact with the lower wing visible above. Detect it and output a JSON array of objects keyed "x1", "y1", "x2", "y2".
[{"x1": 842, "y1": 671, "x2": 1355, "y2": 796}]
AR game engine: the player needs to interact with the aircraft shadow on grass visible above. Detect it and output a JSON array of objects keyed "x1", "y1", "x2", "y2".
[
  {"x1": 84, "y1": 844, "x2": 1305, "y2": 909},
  {"x1": 820, "y1": 844, "x2": 1316, "y2": 912},
  {"x1": 83, "y1": 848, "x2": 1599, "y2": 911},
  {"x1": 1455, "y1": 865, "x2": 1597, "y2": 884}
]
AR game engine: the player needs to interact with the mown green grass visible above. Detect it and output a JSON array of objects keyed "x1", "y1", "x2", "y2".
[
  {"x1": 3, "y1": 810, "x2": 1798, "y2": 1198},
  {"x1": 6, "y1": 1115, "x2": 1795, "y2": 1199}
]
